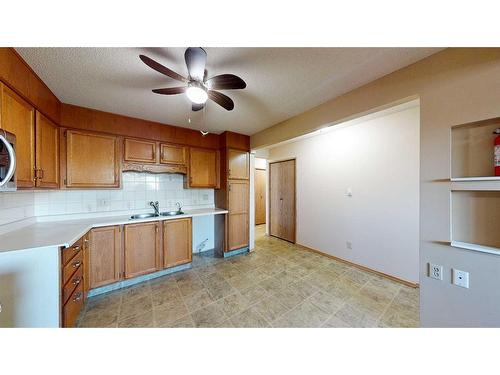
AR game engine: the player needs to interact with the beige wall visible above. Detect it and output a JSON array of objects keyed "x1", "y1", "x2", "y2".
[
  {"x1": 251, "y1": 48, "x2": 500, "y2": 327},
  {"x1": 267, "y1": 104, "x2": 420, "y2": 283}
]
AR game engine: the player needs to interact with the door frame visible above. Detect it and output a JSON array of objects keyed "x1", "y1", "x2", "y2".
[
  {"x1": 268, "y1": 158, "x2": 296, "y2": 243},
  {"x1": 254, "y1": 167, "x2": 267, "y2": 225}
]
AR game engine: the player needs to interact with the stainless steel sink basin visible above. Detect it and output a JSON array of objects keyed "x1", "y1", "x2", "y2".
[
  {"x1": 129, "y1": 213, "x2": 159, "y2": 220},
  {"x1": 160, "y1": 211, "x2": 184, "y2": 216}
]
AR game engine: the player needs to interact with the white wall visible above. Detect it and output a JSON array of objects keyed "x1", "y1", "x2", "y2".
[
  {"x1": 0, "y1": 172, "x2": 215, "y2": 252},
  {"x1": 0, "y1": 246, "x2": 60, "y2": 327},
  {"x1": 267, "y1": 104, "x2": 420, "y2": 283}
]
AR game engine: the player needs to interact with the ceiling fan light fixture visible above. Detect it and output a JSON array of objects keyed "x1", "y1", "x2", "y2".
[{"x1": 186, "y1": 85, "x2": 208, "y2": 104}]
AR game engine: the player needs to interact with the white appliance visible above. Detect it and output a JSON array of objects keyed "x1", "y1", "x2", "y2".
[{"x1": 0, "y1": 130, "x2": 16, "y2": 191}]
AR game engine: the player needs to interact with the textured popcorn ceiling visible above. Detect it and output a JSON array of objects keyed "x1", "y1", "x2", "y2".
[{"x1": 17, "y1": 47, "x2": 441, "y2": 135}]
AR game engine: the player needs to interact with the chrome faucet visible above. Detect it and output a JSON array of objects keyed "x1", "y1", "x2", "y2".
[
  {"x1": 175, "y1": 202, "x2": 183, "y2": 213},
  {"x1": 149, "y1": 201, "x2": 160, "y2": 216}
]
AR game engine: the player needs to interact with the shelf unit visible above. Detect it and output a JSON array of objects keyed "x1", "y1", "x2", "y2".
[{"x1": 448, "y1": 117, "x2": 500, "y2": 256}]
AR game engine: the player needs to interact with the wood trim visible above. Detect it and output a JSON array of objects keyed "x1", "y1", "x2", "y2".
[
  {"x1": 0, "y1": 48, "x2": 61, "y2": 124},
  {"x1": 122, "y1": 162, "x2": 187, "y2": 174},
  {"x1": 268, "y1": 158, "x2": 296, "y2": 243},
  {"x1": 298, "y1": 242, "x2": 419, "y2": 288}
]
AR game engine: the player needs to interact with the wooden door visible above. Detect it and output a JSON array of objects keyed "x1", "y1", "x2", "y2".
[
  {"x1": 35, "y1": 112, "x2": 59, "y2": 188},
  {"x1": 254, "y1": 169, "x2": 266, "y2": 225},
  {"x1": 89, "y1": 226, "x2": 122, "y2": 289},
  {"x1": 124, "y1": 222, "x2": 160, "y2": 279},
  {"x1": 160, "y1": 143, "x2": 187, "y2": 165},
  {"x1": 65, "y1": 129, "x2": 120, "y2": 188},
  {"x1": 228, "y1": 149, "x2": 249, "y2": 180},
  {"x1": 188, "y1": 147, "x2": 219, "y2": 188},
  {"x1": 124, "y1": 138, "x2": 157, "y2": 163},
  {"x1": 269, "y1": 159, "x2": 295, "y2": 243},
  {"x1": 228, "y1": 181, "x2": 249, "y2": 250},
  {"x1": 0, "y1": 84, "x2": 35, "y2": 188},
  {"x1": 163, "y1": 218, "x2": 192, "y2": 268}
]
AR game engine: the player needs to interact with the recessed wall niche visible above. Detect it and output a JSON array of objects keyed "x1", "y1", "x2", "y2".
[{"x1": 451, "y1": 117, "x2": 500, "y2": 180}]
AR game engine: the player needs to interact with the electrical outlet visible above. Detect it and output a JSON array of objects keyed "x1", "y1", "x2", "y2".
[
  {"x1": 429, "y1": 263, "x2": 443, "y2": 280},
  {"x1": 346, "y1": 241, "x2": 352, "y2": 249},
  {"x1": 453, "y1": 269, "x2": 469, "y2": 288}
]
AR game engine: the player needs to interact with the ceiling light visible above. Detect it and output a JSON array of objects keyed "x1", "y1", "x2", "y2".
[{"x1": 186, "y1": 86, "x2": 208, "y2": 104}]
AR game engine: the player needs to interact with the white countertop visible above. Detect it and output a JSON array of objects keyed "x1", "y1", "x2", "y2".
[{"x1": 0, "y1": 208, "x2": 228, "y2": 253}]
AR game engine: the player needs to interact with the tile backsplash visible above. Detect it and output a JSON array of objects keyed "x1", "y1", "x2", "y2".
[{"x1": 0, "y1": 172, "x2": 214, "y2": 226}]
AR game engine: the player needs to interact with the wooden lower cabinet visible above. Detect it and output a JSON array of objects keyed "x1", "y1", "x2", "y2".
[
  {"x1": 124, "y1": 221, "x2": 161, "y2": 279},
  {"x1": 89, "y1": 226, "x2": 122, "y2": 289},
  {"x1": 163, "y1": 218, "x2": 192, "y2": 268},
  {"x1": 60, "y1": 235, "x2": 86, "y2": 328},
  {"x1": 227, "y1": 180, "x2": 249, "y2": 251}
]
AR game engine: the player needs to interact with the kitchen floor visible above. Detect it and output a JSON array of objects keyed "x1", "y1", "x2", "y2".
[{"x1": 77, "y1": 225, "x2": 420, "y2": 328}]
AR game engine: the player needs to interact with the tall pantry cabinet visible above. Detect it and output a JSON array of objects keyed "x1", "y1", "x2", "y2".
[{"x1": 216, "y1": 132, "x2": 250, "y2": 253}]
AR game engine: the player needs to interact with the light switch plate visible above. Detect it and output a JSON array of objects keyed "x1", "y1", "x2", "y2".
[
  {"x1": 429, "y1": 263, "x2": 443, "y2": 280},
  {"x1": 453, "y1": 269, "x2": 469, "y2": 288}
]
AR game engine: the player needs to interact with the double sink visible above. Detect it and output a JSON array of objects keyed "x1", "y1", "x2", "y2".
[{"x1": 129, "y1": 211, "x2": 184, "y2": 220}]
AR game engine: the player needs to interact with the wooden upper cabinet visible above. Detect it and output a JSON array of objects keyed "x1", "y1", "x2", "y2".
[
  {"x1": 228, "y1": 149, "x2": 249, "y2": 180},
  {"x1": 163, "y1": 218, "x2": 192, "y2": 268},
  {"x1": 0, "y1": 83, "x2": 35, "y2": 188},
  {"x1": 160, "y1": 143, "x2": 187, "y2": 165},
  {"x1": 89, "y1": 226, "x2": 122, "y2": 289},
  {"x1": 124, "y1": 222, "x2": 160, "y2": 279},
  {"x1": 188, "y1": 147, "x2": 219, "y2": 188},
  {"x1": 35, "y1": 112, "x2": 59, "y2": 188},
  {"x1": 124, "y1": 138, "x2": 157, "y2": 164},
  {"x1": 65, "y1": 129, "x2": 121, "y2": 188}
]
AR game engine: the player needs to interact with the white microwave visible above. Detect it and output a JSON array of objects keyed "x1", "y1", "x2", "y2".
[{"x1": 0, "y1": 130, "x2": 16, "y2": 191}]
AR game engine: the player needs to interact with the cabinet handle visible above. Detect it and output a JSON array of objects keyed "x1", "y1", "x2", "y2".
[
  {"x1": 72, "y1": 277, "x2": 81, "y2": 286},
  {"x1": 39, "y1": 169, "x2": 44, "y2": 179},
  {"x1": 73, "y1": 292, "x2": 82, "y2": 302},
  {"x1": 228, "y1": 169, "x2": 231, "y2": 177},
  {"x1": 73, "y1": 245, "x2": 81, "y2": 252},
  {"x1": 72, "y1": 261, "x2": 81, "y2": 269}
]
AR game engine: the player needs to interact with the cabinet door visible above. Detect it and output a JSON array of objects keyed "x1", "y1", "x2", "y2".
[
  {"x1": 0, "y1": 84, "x2": 35, "y2": 188},
  {"x1": 89, "y1": 226, "x2": 122, "y2": 289},
  {"x1": 65, "y1": 130, "x2": 120, "y2": 188},
  {"x1": 228, "y1": 149, "x2": 249, "y2": 180},
  {"x1": 188, "y1": 147, "x2": 219, "y2": 188},
  {"x1": 35, "y1": 112, "x2": 59, "y2": 188},
  {"x1": 160, "y1": 143, "x2": 187, "y2": 165},
  {"x1": 124, "y1": 138, "x2": 157, "y2": 163},
  {"x1": 163, "y1": 218, "x2": 192, "y2": 268},
  {"x1": 227, "y1": 181, "x2": 249, "y2": 250},
  {"x1": 124, "y1": 222, "x2": 160, "y2": 279}
]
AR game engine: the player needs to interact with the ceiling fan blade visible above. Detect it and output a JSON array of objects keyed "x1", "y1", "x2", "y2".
[
  {"x1": 139, "y1": 55, "x2": 187, "y2": 82},
  {"x1": 184, "y1": 47, "x2": 207, "y2": 81},
  {"x1": 152, "y1": 87, "x2": 187, "y2": 95},
  {"x1": 208, "y1": 90, "x2": 234, "y2": 111},
  {"x1": 192, "y1": 103, "x2": 205, "y2": 112},
  {"x1": 206, "y1": 74, "x2": 246, "y2": 90}
]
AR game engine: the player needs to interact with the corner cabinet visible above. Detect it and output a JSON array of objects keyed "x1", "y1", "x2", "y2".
[
  {"x1": 63, "y1": 129, "x2": 121, "y2": 188},
  {"x1": 188, "y1": 147, "x2": 220, "y2": 188},
  {"x1": 89, "y1": 226, "x2": 122, "y2": 289}
]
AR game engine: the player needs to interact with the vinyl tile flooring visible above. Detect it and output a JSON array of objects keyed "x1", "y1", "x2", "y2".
[{"x1": 77, "y1": 225, "x2": 420, "y2": 328}]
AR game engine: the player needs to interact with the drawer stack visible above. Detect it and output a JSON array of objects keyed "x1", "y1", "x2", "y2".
[{"x1": 60, "y1": 236, "x2": 86, "y2": 327}]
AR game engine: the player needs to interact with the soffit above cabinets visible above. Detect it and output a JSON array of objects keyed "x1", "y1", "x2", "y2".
[{"x1": 16, "y1": 47, "x2": 442, "y2": 135}]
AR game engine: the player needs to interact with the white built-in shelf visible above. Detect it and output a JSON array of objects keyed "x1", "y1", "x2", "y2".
[
  {"x1": 450, "y1": 176, "x2": 500, "y2": 182},
  {"x1": 450, "y1": 241, "x2": 500, "y2": 256}
]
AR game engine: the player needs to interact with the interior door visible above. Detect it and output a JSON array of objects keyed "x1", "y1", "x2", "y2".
[
  {"x1": 254, "y1": 168, "x2": 266, "y2": 225},
  {"x1": 269, "y1": 159, "x2": 295, "y2": 242}
]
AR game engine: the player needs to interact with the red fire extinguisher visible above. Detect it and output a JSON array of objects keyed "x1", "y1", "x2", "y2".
[{"x1": 495, "y1": 128, "x2": 500, "y2": 176}]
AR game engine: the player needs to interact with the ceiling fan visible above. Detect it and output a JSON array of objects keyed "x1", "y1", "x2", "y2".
[{"x1": 139, "y1": 47, "x2": 246, "y2": 111}]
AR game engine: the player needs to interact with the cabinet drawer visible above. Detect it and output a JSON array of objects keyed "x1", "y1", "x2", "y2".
[
  {"x1": 63, "y1": 250, "x2": 83, "y2": 285},
  {"x1": 62, "y1": 266, "x2": 83, "y2": 305},
  {"x1": 61, "y1": 240, "x2": 83, "y2": 266},
  {"x1": 63, "y1": 282, "x2": 84, "y2": 328}
]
